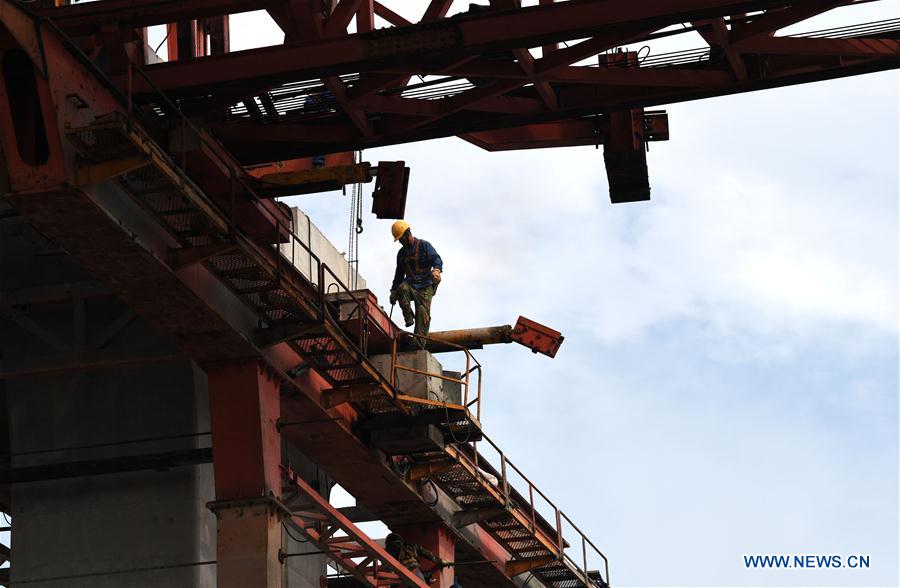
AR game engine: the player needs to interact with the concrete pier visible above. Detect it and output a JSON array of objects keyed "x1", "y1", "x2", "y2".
[{"x1": 0, "y1": 200, "x2": 334, "y2": 587}]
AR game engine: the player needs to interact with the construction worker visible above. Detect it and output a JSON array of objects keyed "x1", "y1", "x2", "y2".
[
  {"x1": 385, "y1": 532, "x2": 450, "y2": 582},
  {"x1": 389, "y1": 221, "x2": 442, "y2": 349}
]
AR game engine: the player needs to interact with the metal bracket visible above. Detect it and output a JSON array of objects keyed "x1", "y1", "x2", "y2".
[
  {"x1": 254, "y1": 322, "x2": 326, "y2": 348},
  {"x1": 451, "y1": 506, "x2": 506, "y2": 528},
  {"x1": 168, "y1": 242, "x2": 238, "y2": 270},
  {"x1": 506, "y1": 556, "x2": 557, "y2": 577},
  {"x1": 321, "y1": 382, "x2": 381, "y2": 409},
  {"x1": 510, "y1": 316, "x2": 564, "y2": 358},
  {"x1": 74, "y1": 156, "x2": 150, "y2": 186}
]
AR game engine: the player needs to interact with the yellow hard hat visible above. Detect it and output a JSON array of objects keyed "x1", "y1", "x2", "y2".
[{"x1": 391, "y1": 220, "x2": 411, "y2": 241}]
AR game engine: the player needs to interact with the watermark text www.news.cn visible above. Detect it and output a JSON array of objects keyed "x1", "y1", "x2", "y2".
[{"x1": 744, "y1": 554, "x2": 871, "y2": 569}]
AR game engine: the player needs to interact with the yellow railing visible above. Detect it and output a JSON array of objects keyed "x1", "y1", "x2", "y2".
[{"x1": 388, "y1": 332, "x2": 483, "y2": 422}]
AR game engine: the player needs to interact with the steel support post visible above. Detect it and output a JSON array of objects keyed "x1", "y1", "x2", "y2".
[
  {"x1": 208, "y1": 360, "x2": 284, "y2": 588},
  {"x1": 394, "y1": 523, "x2": 456, "y2": 588}
]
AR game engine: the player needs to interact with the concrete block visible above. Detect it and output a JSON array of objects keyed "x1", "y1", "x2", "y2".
[
  {"x1": 280, "y1": 208, "x2": 366, "y2": 293},
  {"x1": 442, "y1": 371, "x2": 462, "y2": 406},
  {"x1": 369, "y1": 350, "x2": 446, "y2": 401},
  {"x1": 328, "y1": 289, "x2": 378, "y2": 323}
]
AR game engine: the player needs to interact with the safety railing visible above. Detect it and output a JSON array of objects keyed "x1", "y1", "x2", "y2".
[
  {"x1": 52, "y1": 15, "x2": 490, "y2": 426},
  {"x1": 121, "y1": 51, "x2": 605, "y2": 586},
  {"x1": 82, "y1": 32, "x2": 480, "y2": 421},
  {"x1": 50, "y1": 24, "x2": 607, "y2": 586},
  {"x1": 460, "y1": 433, "x2": 610, "y2": 587},
  {"x1": 120, "y1": 54, "x2": 380, "y2": 359},
  {"x1": 43, "y1": 25, "x2": 398, "y2": 394},
  {"x1": 388, "y1": 331, "x2": 483, "y2": 421}
]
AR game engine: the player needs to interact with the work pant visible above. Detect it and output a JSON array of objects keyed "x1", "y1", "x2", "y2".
[{"x1": 398, "y1": 282, "x2": 433, "y2": 349}]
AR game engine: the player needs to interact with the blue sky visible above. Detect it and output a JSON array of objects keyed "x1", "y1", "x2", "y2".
[
  {"x1": 162, "y1": 3, "x2": 900, "y2": 585},
  {"x1": 291, "y1": 71, "x2": 899, "y2": 586}
]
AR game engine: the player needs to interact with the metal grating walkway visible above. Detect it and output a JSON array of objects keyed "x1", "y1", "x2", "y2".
[{"x1": 65, "y1": 114, "x2": 609, "y2": 588}]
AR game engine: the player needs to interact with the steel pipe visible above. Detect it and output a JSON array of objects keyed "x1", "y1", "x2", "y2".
[{"x1": 424, "y1": 326, "x2": 513, "y2": 353}]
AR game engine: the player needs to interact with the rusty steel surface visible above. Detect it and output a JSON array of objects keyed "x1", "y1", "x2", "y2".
[
  {"x1": 281, "y1": 465, "x2": 430, "y2": 588},
  {"x1": 20, "y1": 0, "x2": 897, "y2": 206},
  {"x1": 0, "y1": 8, "x2": 592, "y2": 583},
  {"x1": 427, "y1": 325, "x2": 514, "y2": 351},
  {"x1": 26, "y1": 0, "x2": 896, "y2": 203},
  {"x1": 371, "y1": 160, "x2": 409, "y2": 219},
  {"x1": 427, "y1": 319, "x2": 564, "y2": 358},
  {"x1": 78, "y1": 0, "x2": 899, "y2": 165},
  {"x1": 208, "y1": 360, "x2": 285, "y2": 588},
  {"x1": 511, "y1": 316, "x2": 564, "y2": 358}
]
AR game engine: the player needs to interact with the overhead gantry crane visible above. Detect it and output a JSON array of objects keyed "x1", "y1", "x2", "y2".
[{"x1": 0, "y1": 1, "x2": 897, "y2": 587}]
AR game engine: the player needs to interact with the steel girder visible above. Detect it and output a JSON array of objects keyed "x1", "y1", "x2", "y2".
[
  {"x1": 30, "y1": 0, "x2": 900, "y2": 204},
  {"x1": 31, "y1": 0, "x2": 896, "y2": 164},
  {"x1": 0, "y1": 4, "x2": 558, "y2": 586}
]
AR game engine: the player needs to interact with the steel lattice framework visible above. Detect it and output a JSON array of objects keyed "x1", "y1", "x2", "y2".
[{"x1": 34, "y1": 0, "x2": 900, "y2": 201}]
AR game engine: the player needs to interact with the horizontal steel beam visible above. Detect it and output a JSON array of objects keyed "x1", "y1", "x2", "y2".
[
  {"x1": 34, "y1": 0, "x2": 278, "y2": 36},
  {"x1": 2, "y1": 448, "x2": 212, "y2": 483},
  {"x1": 120, "y1": 0, "x2": 805, "y2": 96},
  {"x1": 218, "y1": 53, "x2": 898, "y2": 163},
  {"x1": 0, "y1": 348, "x2": 182, "y2": 379},
  {"x1": 0, "y1": 281, "x2": 110, "y2": 306}
]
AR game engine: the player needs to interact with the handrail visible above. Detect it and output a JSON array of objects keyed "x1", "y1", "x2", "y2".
[
  {"x1": 93, "y1": 44, "x2": 604, "y2": 588},
  {"x1": 82, "y1": 57, "x2": 415, "y2": 405},
  {"x1": 455, "y1": 431, "x2": 610, "y2": 587},
  {"x1": 117, "y1": 59, "x2": 384, "y2": 357},
  {"x1": 389, "y1": 331, "x2": 483, "y2": 421}
]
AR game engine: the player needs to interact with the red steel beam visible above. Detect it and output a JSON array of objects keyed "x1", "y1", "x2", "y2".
[
  {"x1": 422, "y1": 0, "x2": 456, "y2": 23},
  {"x1": 323, "y1": 0, "x2": 364, "y2": 36},
  {"x1": 693, "y1": 17, "x2": 749, "y2": 81},
  {"x1": 729, "y1": 0, "x2": 851, "y2": 43},
  {"x1": 513, "y1": 48, "x2": 557, "y2": 110},
  {"x1": 119, "y1": 0, "x2": 810, "y2": 95},
  {"x1": 373, "y1": 1, "x2": 412, "y2": 27},
  {"x1": 96, "y1": 0, "x2": 897, "y2": 169},
  {"x1": 461, "y1": 118, "x2": 612, "y2": 151},
  {"x1": 393, "y1": 524, "x2": 456, "y2": 588},
  {"x1": 267, "y1": 0, "x2": 322, "y2": 42},
  {"x1": 210, "y1": 51, "x2": 895, "y2": 164},
  {"x1": 0, "y1": 9, "x2": 522, "y2": 586},
  {"x1": 34, "y1": 0, "x2": 277, "y2": 36},
  {"x1": 209, "y1": 360, "x2": 284, "y2": 588},
  {"x1": 356, "y1": 0, "x2": 374, "y2": 32},
  {"x1": 209, "y1": 361, "x2": 283, "y2": 499}
]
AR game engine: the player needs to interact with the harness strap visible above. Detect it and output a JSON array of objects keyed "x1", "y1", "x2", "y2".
[{"x1": 404, "y1": 238, "x2": 422, "y2": 277}]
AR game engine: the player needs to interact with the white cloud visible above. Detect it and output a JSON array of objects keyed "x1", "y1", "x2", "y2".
[{"x1": 340, "y1": 118, "x2": 896, "y2": 363}]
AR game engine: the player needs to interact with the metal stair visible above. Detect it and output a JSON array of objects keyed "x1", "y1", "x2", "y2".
[
  {"x1": 64, "y1": 114, "x2": 609, "y2": 588},
  {"x1": 280, "y1": 465, "x2": 428, "y2": 588}
]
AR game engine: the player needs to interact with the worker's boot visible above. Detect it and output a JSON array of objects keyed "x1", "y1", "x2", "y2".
[{"x1": 397, "y1": 283, "x2": 417, "y2": 328}]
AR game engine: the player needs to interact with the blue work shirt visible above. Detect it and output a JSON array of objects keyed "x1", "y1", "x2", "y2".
[{"x1": 392, "y1": 238, "x2": 443, "y2": 291}]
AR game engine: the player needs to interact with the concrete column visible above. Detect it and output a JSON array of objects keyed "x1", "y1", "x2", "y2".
[
  {"x1": 1, "y1": 206, "x2": 218, "y2": 587},
  {"x1": 208, "y1": 360, "x2": 283, "y2": 588},
  {"x1": 395, "y1": 523, "x2": 456, "y2": 588}
]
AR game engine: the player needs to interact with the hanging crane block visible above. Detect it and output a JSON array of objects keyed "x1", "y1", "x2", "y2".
[
  {"x1": 372, "y1": 161, "x2": 409, "y2": 219},
  {"x1": 604, "y1": 109, "x2": 651, "y2": 203},
  {"x1": 642, "y1": 110, "x2": 670, "y2": 142},
  {"x1": 598, "y1": 49, "x2": 639, "y2": 68},
  {"x1": 510, "y1": 316, "x2": 564, "y2": 358},
  {"x1": 604, "y1": 147, "x2": 650, "y2": 203}
]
